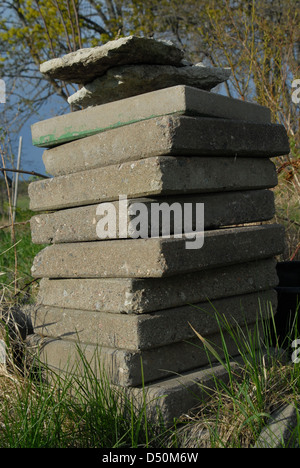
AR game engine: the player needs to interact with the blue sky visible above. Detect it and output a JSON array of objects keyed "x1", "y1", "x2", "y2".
[
  {"x1": 17, "y1": 117, "x2": 45, "y2": 178},
  {"x1": 5, "y1": 92, "x2": 69, "y2": 180}
]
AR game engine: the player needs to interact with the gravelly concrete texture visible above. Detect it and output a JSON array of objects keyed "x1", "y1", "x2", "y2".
[
  {"x1": 29, "y1": 290, "x2": 276, "y2": 350},
  {"x1": 36, "y1": 258, "x2": 278, "y2": 313},
  {"x1": 31, "y1": 224, "x2": 285, "y2": 279},
  {"x1": 28, "y1": 156, "x2": 278, "y2": 211},
  {"x1": 30, "y1": 190, "x2": 275, "y2": 244},
  {"x1": 25, "y1": 320, "x2": 266, "y2": 387},
  {"x1": 41, "y1": 115, "x2": 289, "y2": 176}
]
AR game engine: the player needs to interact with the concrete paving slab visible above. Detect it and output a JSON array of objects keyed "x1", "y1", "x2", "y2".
[
  {"x1": 29, "y1": 290, "x2": 277, "y2": 350},
  {"x1": 31, "y1": 86, "x2": 273, "y2": 148},
  {"x1": 36, "y1": 258, "x2": 278, "y2": 313},
  {"x1": 254, "y1": 404, "x2": 299, "y2": 448},
  {"x1": 30, "y1": 190, "x2": 275, "y2": 244},
  {"x1": 42, "y1": 115, "x2": 288, "y2": 176},
  {"x1": 28, "y1": 156, "x2": 278, "y2": 212},
  {"x1": 25, "y1": 320, "x2": 262, "y2": 387},
  {"x1": 30, "y1": 224, "x2": 284, "y2": 279}
]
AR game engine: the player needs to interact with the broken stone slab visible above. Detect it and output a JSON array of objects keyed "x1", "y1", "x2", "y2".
[
  {"x1": 39, "y1": 35, "x2": 185, "y2": 84},
  {"x1": 29, "y1": 290, "x2": 276, "y2": 350},
  {"x1": 30, "y1": 224, "x2": 285, "y2": 279},
  {"x1": 36, "y1": 258, "x2": 278, "y2": 313},
  {"x1": 25, "y1": 320, "x2": 262, "y2": 387},
  {"x1": 30, "y1": 190, "x2": 275, "y2": 244},
  {"x1": 28, "y1": 156, "x2": 278, "y2": 212},
  {"x1": 67, "y1": 63, "x2": 231, "y2": 107},
  {"x1": 41, "y1": 115, "x2": 289, "y2": 177},
  {"x1": 31, "y1": 86, "x2": 273, "y2": 148},
  {"x1": 254, "y1": 404, "x2": 299, "y2": 448}
]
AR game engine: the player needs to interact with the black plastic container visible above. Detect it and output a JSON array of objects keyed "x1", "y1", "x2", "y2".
[{"x1": 274, "y1": 261, "x2": 300, "y2": 346}]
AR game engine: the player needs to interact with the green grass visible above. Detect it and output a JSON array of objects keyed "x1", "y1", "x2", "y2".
[
  {"x1": 0, "y1": 343, "x2": 167, "y2": 448},
  {"x1": 0, "y1": 193, "x2": 46, "y2": 299},
  {"x1": 0, "y1": 226, "x2": 44, "y2": 285}
]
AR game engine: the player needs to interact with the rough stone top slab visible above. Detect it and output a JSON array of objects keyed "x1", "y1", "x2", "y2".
[
  {"x1": 67, "y1": 63, "x2": 231, "y2": 107},
  {"x1": 40, "y1": 35, "x2": 185, "y2": 84}
]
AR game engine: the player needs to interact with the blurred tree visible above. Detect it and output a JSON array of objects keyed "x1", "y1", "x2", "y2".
[
  {"x1": 138, "y1": 0, "x2": 300, "y2": 190},
  {"x1": 0, "y1": 1, "x2": 299, "y2": 175}
]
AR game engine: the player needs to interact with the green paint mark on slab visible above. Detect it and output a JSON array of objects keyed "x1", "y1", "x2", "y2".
[{"x1": 32, "y1": 112, "x2": 185, "y2": 148}]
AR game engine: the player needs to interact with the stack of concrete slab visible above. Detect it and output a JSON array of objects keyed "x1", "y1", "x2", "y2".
[{"x1": 26, "y1": 36, "x2": 289, "y2": 423}]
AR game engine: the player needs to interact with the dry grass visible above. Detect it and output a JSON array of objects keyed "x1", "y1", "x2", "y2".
[
  {"x1": 172, "y1": 360, "x2": 299, "y2": 448},
  {"x1": 0, "y1": 319, "x2": 31, "y2": 430},
  {"x1": 0, "y1": 365, "x2": 29, "y2": 428},
  {"x1": 273, "y1": 165, "x2": 300, "y2": 262}
]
